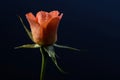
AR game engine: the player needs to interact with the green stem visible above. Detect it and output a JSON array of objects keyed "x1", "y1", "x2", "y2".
[{"x1": 40, "y1": 47, "x2": 47, "y2": 80}]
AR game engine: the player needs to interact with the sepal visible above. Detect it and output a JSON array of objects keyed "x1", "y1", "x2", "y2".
[
  {"x1": 44, "y1": 46, "x2": 65, "y2": 73},
  {"x1": 54, "y1": 44, "x2": 80, "y2": 51},
  {"x1": 15, "y1": 44, "x2": 41, "y2": 49},
  {"x1": 18, "y1": 16, "x2": 33, "y2": 41}
]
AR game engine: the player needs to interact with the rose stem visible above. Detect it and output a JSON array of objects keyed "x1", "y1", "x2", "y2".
[{"x1": 40, "y1": 47, "x2": 47, "y2": 80}]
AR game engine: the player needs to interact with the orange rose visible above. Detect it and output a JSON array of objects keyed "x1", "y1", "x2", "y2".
[{"x1": 26, "y1": 11, "x2": 63, "y2": 45}]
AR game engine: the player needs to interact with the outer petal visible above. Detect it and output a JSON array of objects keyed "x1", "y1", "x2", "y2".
[
  {"x1": 26, "y1": 13, "x2": 41, "y2": 44},
  {"x1": 26, "y1": 13, "x2": 38, "y2": 28},
  {"x1": 41, "y1": 17, "x2": 61, "y2": 45},
  {"x1": 59, "y1": 13, "x2": 63, "y2": 20}
]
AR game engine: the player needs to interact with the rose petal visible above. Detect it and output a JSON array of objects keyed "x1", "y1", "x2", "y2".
[
  {"x1": 47, "y1": 17, "x2": 60, "y2": 30},
  {"x1": 26, "y1": 12, "x2": 39, "y2": 28},
  {"x1": 49, "y1": 11, "x2": 59, "y2": 17},
  {"x1": 36, "y1": 11, "x2": 51, "y2": 24},
  {"x1": 59, "y1": 13, "x2": 63, "y2": 20},
  {"x1": 42, "y1": 17, "x2": 60, "y2": 45},
  {"x1": 26, "y1": 12, "x2": 41, "y2": 44}
]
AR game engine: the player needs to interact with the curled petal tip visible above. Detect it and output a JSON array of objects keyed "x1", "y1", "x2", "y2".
[
  {"x1": 26, "y1": 12, "x2": 36, "y2": 21},
  {"x1": 25, "y1": 12, "x2": 32, "y2": 17},
  {"x1": 59, "y1": 13, "x2": 63, "y2": 19}
]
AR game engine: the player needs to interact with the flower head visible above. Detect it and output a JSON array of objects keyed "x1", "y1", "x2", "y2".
[{"x1": 26, "y1": 10, "x2": 63, "y2": 45}]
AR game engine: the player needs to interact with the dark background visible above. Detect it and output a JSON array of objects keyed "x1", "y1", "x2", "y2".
[{"x1": 1, "y1": 0, "x2": 120, "y2": 80}]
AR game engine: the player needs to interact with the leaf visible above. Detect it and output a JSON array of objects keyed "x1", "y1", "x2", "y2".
[
  {"x1": 18, "y1": 16, "x2": 33, "y2": 41},
  {"x1": 44, "y1": 46, "x2": 65, "y2": 73},
  {"x1": 54, "y1": 44, "x2": 80, "y2": 51},
  {"x1": 15, "y1": 44, "x2": 40, "y2": 49}
]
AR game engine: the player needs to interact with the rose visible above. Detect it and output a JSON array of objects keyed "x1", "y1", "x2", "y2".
[
  {"x1": 16, "y1": 10, "x2": 79, "y2": 80},
  {"x1": 26, "y1": 11, "x2": 63, "y2": 45}
]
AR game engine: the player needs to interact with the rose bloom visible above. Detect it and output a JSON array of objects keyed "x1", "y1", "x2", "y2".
[{"x1": 26, "y1": 11, "x2": 63, "y2": 46}]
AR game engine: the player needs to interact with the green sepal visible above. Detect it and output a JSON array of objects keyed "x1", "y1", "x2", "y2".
[
  {"x1": 15, "y1": 44, "x2": 41, "y2": 49},
  {"x1": 54, "y1": 44, "x2": 80, "y2": 51},
  {"x1": 18, "y1": 16, "x2": 33, "y2": 41},
  {"x1": 44, "y1": 46, "x2": 65, "y2": 73}
]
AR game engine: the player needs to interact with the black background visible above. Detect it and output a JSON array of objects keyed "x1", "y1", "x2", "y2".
[{"x1": 1, "y1": 0, "x2": 120, "y2": 80}]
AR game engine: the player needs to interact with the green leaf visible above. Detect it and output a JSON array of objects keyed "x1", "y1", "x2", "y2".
[
  {"x1": 18, "y1": 16, "x2": 33, "y2": 41},
  {"x1": 54, "y1": 44, "x2": 80, "y2": 51},
  {"x1": 15, "y1": 44, "x2": 41, "y2": 49},
  {"x1": 44, "y1": 46, "x2": 65, "y2": 73}
]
